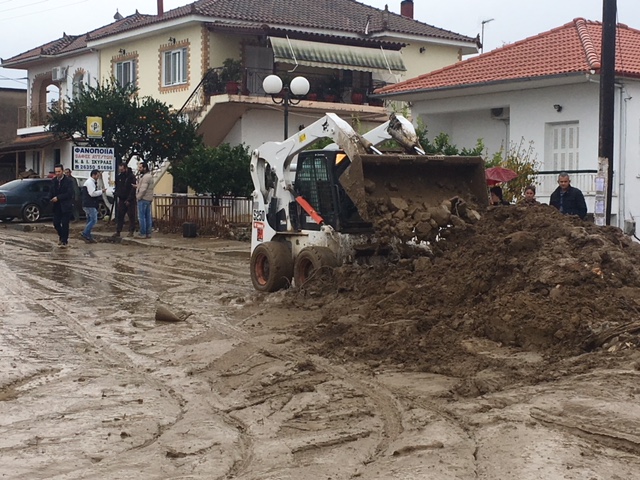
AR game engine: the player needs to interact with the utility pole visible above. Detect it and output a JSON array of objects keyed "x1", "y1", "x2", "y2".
[{"x1": 598, "y1": 0, "x2": 617, "y2": 225}]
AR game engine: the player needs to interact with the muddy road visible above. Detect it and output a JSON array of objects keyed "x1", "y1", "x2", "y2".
[{"x1": 1, "y1": 226, "x2": 640, "y2": 479}]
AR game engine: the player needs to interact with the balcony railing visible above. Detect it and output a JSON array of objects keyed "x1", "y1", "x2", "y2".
[
  {"x1": 535, "y1": 170, "x2": 599, "y2": 196},
  {"x1": 18, "y1": 100, "x2": 65, "y2": 129},
  {"x1": 178, "y1": 66, "x2": 391, "y2": 123}
]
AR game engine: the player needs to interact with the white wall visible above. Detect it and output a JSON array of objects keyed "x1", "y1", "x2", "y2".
[
  {"x1": 410, "y1": 79, "x2": 640, "y2": 229},
  {"x1": 28, "y1": 53, "x2": 99, "y2": 108},
  {"x1": 223, "y1": 109, "x2": 342, "y2": 152},
  {"x1": 618, "y1": 80, "x2": 640, "y2": 227},
  {"x1": 414, "y1": 82, "x2": 601, "y2": 164}
]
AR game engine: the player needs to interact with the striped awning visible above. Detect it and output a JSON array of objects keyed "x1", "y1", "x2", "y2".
[{"x1": 269, "y1": 37, "x2": 406, "y2": 74}]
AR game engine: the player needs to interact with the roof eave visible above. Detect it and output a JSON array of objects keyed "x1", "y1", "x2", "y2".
[
  {"x1": 375, "y1": 72, "x2": 593, "y2": 99},
  {"x1": 86, "y1": 15, "x2": 206, "y2": 47},
  {"x1": 2, "y1": 48, "x2": 91, "y2": 69},
  {"x1": 368, "y1": 31, "x2": 477, "y2": 54}
]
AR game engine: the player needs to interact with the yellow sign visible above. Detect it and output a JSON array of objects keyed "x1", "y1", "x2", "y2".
[{"x1": 86, "y1": 116, "x2": 103, "y2": 138}]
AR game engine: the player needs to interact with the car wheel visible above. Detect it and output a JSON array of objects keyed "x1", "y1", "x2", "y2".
[
  {"x1": 97, "y1": 202, "x2": 109, "y2": 220},
  {"x1": 22, "y1": 204, "x2": 41, "y2": 223},
  {"x1": 1, "y1": 216, "x2": 15, "y2": 222},
  {"x1": 250, "y1": 241, "x2": 293, "y2": 292}
]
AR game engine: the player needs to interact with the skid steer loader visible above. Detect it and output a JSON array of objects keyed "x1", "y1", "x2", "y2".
[{"x1": 249, "y1": 113, "x2": 488, "y2": 292}]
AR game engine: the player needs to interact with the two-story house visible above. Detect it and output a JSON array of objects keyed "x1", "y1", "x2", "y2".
[
  {"x1": 376, "y1": 18, "x2": 640, "y2": 229},
  {"x1": 1, "y1": 0, "x2": 478, "y2": 184}
]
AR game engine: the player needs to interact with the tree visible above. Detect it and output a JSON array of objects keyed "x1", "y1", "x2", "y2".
[
  {"x1": 46, "y1": 80, "x2": 201, "y2": 167},
  {"x1": 169, "y1": 143, "x2": 253, "y2": 200},
  {"x1": 486, "y1": 138, "x2": 539, "y2": 203},
  {"x1": 415, "y1": 120, "x2": 485, "y2": 156}
]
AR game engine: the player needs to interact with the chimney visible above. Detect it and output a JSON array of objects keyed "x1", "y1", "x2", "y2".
[
  {"x1": 157, "y1": 0, "x2": 163, "y2": 16},
  {"x1": 400, "y1": 0, "x2": 414, "y2": 19}
]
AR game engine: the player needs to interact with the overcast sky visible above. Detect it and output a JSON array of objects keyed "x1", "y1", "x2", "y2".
[{"x1": 1, "y1": 0, "x2": 638, "y2": 89}]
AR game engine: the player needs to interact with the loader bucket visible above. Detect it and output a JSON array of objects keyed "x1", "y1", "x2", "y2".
[
  {"x1": 363, "y1": 154, "x2": 488, "y2": 206},
  {"x1": 340, "y1": 154, "x2": 488, "y2": 223}
]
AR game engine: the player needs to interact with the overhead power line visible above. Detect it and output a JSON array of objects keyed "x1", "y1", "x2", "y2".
[{"x1": 0, "y1": 0, "x2": 88, "y2": 23}]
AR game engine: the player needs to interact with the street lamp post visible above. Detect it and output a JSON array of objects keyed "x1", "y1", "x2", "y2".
[{"x1": 262, "y1": 74, "x2": 310, "y2": 140}]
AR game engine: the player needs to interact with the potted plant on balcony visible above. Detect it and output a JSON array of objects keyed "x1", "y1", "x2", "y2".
[
  {"x1": 322, "y1": 75, "x2": 343, "y2": 103},
  {"x1": 351, "y1": 87, "x2": 366, "y2": 105},
  {"x1": 203, "y1": 68, "x2": 223, "y2": 96},
  {"x1": 306, "y1": 86, "x2": 319, "y2": 102},
  {"x1": 220, "y1": 58, "x2": 242, "y2": 95}
]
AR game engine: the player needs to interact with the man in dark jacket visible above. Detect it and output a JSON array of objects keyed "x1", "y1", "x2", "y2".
[
  {"x1": 49, "y1": 164, "x2": 74, "y2": 247},
  {"x1": 64, "y1": 168, "x2": 82, "y2": 222},
  {"x1": 113, "y1": 162, "x2": 137, "y2": 237},
  {"x1": 549, "y1": 172, "x2": 587, "y2": 219}
]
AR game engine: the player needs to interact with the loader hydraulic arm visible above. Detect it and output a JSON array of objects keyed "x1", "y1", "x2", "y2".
[
  {"x1": 360, "y1": 113, "x2": 425, "y2": 155},
  {"x1": 250, "y1": 113, "x2": 373, "y2": 205}
]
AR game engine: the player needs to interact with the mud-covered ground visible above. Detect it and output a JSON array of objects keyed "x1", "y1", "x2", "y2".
[{"x1": 2, "y1": 216, "x2": 640, "y2": 480}]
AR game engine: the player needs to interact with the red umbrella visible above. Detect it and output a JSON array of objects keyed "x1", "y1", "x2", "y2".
[{"x1": 485, "y1": 166, "x2": 518, "y2": 186}]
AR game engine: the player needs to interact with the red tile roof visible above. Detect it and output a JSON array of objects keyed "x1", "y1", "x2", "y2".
[
  {"x1": 3, "y1": 0, "x2": 476, "y2": 67},
  {"x1": 88, "y1": 0, "x2": 476, "y2": 43},
  {"x1": 2, "y1": 13, "x2": 149, "y2": 66},
  {"x1": 377, "y1": 18, "x2": 640, "y2": 95}
]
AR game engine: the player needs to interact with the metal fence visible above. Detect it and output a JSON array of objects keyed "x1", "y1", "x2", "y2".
[
  {"x1": 153, "y1": 194, "x2": 252, "y2": 233},
  {"x1": 535, "y1": 170, "x2": 599, "y2": 196}
]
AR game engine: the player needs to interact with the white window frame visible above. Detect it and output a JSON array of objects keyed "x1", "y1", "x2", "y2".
[
  {"x1": 115, "y1": 59, "x2": 136, "y2": 88},
  {"x1": 163, "y1": 47, "x2": 188, "y2": 87},
  {"x1": 545, "y1": 122, "x2": 579, "y2": 171}
]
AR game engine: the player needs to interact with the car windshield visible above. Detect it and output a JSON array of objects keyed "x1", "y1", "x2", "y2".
[{"x1": 0, "y1": 180, "x2": 29, "y2": 191}]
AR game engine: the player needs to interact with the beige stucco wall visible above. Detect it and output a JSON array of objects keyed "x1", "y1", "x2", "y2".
[
  {"x1": 400, "y1": 42, "x2": 462, "y2": 81},
  {"x1": 154, "y1": 169, "x2": 174, "y2": 196},
  {"x1": 99, "y1": 23, "x2": 205, "y2": 109},
  {"x1": 208, "y1": 32, "x2": 243, "y2": 69}
]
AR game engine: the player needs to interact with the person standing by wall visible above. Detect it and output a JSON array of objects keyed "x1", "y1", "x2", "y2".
[
  {"x1": 113, "y1": 162, "x2": 137, "y2": 237},
  {"x1": 489, "y1": 186, "x2": 510, "y2": 205},
  {"x1": 80, "y1": 169, "x2": 106, "y2": 243},
  {"x1": 135, "y1": 162, "x2": 154, "y2": 239},
  {"x1": 517, "y1": 185, "x2": 540, "y2": 205},
  {"x1": 64, "y1": 168, "x2": 82, "y2": 222},
  {"x1": 550, "y1": 172, "x2": 587, "y2": 219},
  {"x1": 49, "y1": 164, "x2": 74, "y2": 248}
]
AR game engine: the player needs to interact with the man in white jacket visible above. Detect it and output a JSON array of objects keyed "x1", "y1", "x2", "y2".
[
  {"x1": 135, "y1": 162, "x2": 154, "y2": 239},
  {"x1": 80, "y1": 169, "x2": 106, "y2": 243}
]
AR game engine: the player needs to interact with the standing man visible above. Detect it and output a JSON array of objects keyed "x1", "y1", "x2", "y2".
[
  {"x1": 64, "y1": 168, "x2": 82, "y2": 222},
  {"x1": 135, "y1": 161, "x2": 154, "y2": 239},
  {"x1": 113, "y1": 162, "x2": 137, "y2": 237},
  {"x1": 80, "y1": 169, "x2": 106, "y2": 243},
  {"x1": 550, "y1": 172, "x2": 587, "y2": 219},
  {"x1": 49, "y1": 164, "x2": 74, "y2": 248}
]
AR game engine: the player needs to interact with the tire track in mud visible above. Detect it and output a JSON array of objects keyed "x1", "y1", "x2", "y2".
[
  {"x1": 0, "y1": 234, "x2": 254, "y2": 477},
  {"x1": 201, "y1": 311, "x2": 406, "y2": 474},
  {"x1": 530, "y1": 406, "x2": 640, "y2": 456},
  {"x1": 3, "y1": 230, "x2": 402, "y2": 477}
]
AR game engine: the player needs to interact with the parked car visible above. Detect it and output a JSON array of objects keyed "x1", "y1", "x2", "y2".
[{"x1": 0, "y1": 178, "x2": 112, "y2": 223}]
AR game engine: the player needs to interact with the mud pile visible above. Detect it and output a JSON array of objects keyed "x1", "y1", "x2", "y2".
[
  {"x1": 366, "y1": 194, "x2": 481, "y2": 244},
  {"x1": 291, "y1": 204, "x2": 640, "y2": 390}
]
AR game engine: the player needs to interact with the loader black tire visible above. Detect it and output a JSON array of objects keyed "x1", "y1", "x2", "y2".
[
  {"x1": 250, "y1": 241, "x2": 293, "y2": 292},
  {"x1": 293, "y1": 246, "x2": 338, "y2": 287}
]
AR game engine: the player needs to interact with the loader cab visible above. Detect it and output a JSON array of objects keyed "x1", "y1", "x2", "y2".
[{"x1": 293, "y1": 150, "x2": 372, "y2": 233}]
